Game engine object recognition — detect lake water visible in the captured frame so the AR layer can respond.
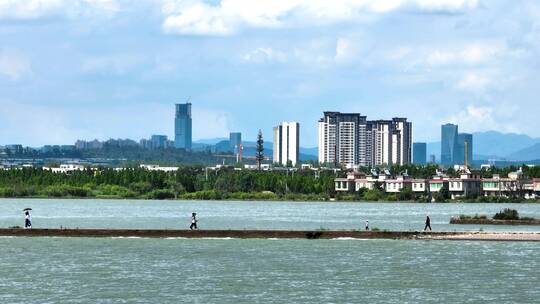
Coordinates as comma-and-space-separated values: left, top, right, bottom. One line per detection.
1, 199, 539, 232
0, 237, 538, 303
1, 200, 539, 303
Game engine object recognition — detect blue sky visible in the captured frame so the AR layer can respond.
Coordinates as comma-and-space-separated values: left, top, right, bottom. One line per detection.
0, 0, 539, 147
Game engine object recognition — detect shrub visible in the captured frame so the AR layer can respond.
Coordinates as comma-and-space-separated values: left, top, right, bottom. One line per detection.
493, 208, 520, 220
148, 189, 175, 200
363, 189, 384, 201
96, 184, 136, 198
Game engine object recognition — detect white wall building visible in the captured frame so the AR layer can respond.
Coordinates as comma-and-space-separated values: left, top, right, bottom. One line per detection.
319, 112, 412, 168
273, 122, 300, 166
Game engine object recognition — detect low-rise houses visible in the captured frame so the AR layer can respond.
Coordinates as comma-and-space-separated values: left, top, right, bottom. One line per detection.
335, 169, 538, 200
43, 164, 87, 174
534, 179, 540, 198
429, 178, 448, 194
411, 179, 427, 193
139, 164, 179, 172
385, 177, 412, 193
448, 173, 481, 199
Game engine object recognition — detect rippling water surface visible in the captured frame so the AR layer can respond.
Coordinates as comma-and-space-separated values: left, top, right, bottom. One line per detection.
1, 199, 539, 303
1, 199, 539, 231
0, 237, 538, 303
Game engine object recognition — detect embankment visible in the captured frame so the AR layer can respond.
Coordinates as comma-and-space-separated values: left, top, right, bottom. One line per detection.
1, 229, 539, 241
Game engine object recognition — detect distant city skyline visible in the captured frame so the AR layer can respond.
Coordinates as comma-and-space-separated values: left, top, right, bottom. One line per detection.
1, 1, 540, 146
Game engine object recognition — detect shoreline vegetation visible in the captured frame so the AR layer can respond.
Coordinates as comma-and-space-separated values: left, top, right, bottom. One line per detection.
0, 167, 538, 203
451, 208, 540, 225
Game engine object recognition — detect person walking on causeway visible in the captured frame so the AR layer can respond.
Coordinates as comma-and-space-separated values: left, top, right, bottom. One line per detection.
424, 215, 432, 231
24, 211, 32, 229
190, 213, 198, 230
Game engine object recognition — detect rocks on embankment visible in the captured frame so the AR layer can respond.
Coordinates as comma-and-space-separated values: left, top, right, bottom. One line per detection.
450, 217, 540, 225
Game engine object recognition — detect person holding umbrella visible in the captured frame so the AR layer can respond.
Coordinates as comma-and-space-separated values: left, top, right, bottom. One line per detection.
23, 208, 32, 229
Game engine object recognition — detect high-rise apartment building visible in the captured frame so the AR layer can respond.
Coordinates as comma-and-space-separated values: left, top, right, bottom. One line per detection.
369, 120, 392, 166
273, 122, 299, 166
318, 112, 368, 167
318, 112, 412, 168
392, 118, 413, 165
174, 103, 192, 150
413, 142, 427, 165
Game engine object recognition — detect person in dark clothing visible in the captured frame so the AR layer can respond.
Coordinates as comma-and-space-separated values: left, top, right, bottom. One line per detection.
189, 213, 198, 230
24, 211, 32, 229
424, 215, 432, 231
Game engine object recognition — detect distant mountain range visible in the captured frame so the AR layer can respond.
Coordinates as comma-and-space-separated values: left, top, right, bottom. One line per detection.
426, 131, 540, 162
194, 130, 540, 163
193, 138, 318, 161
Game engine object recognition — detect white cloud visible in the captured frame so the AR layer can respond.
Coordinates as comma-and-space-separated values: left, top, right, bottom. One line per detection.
455, 72, 490, 91
0, 0, 120, 20
192, 108, 231, 139
0, 50, 31, 81
162, 0, 479, 35
242, 47, 287, 63
335, 37, 356, 63
81, 54, 145, 75
414, 0, 478, 12
425, 42, 505, 66
445, 104, 520, 134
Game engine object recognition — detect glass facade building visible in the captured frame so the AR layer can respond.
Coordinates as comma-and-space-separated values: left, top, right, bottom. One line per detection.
412, 142, 427, 165
174, 103, 192, 150
229, 132, 242, 152
151, 135, 168, 149
456, 133, 473, 166
441, 123, 473, 166
441, 123, 458, 165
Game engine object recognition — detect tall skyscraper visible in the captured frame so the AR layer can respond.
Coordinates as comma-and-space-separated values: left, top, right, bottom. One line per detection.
441, 123, 458, 165
441, 123, 474, 166
174, 103, 192, 150
413, 142, 427, 165
229, 132, 242, 152
273, 122, 299, 166
318, 112, 412, 168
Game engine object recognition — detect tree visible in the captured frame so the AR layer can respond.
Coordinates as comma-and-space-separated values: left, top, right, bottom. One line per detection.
256, 129, 264, 170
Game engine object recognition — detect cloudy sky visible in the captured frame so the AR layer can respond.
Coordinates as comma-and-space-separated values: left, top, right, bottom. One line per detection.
0, 0, 539, 147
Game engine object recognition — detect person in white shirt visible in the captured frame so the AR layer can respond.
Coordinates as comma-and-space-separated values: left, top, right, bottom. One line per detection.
365, 220, 369, 231
24, 211, 32, 229
189, 213, 198, 230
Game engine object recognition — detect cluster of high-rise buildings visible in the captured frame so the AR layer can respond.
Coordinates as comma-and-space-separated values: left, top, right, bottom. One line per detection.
441, 123, 473, 166
73, 103, 474, 169
317, 112, 413, 168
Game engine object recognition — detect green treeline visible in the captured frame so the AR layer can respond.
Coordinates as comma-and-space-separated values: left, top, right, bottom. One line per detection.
0, 164, 539, 201
0, 167, 336, 200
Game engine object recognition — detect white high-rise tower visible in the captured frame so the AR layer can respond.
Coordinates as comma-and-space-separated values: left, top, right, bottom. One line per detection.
273, 122, 300, 166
